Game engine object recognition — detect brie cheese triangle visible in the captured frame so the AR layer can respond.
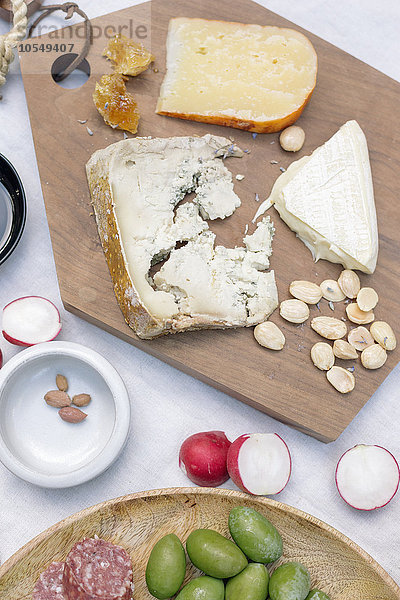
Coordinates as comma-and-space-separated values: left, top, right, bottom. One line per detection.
263, 120, 378, 274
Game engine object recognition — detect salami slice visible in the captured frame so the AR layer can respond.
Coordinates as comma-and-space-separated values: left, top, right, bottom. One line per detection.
63, 538, 133, 600
33, 561, 65, 600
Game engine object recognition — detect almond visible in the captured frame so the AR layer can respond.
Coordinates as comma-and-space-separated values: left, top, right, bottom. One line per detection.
357, 287, 379, 312
311, 342, 335, 370
338, 270, 360, 299
279, 125, 305, 152
320, 280, 346, 302
348, 326, 375, 351
361, 344, 387, 370
289, 280, 322, 304
44, 390, 71, 408
58, 407, 87, 423
280, 299, 310, 323
333, 339, 358, 360
254, 322, 285, 350
72, 393, 92, 407
370, 321, 397, 351
56, 374, 68, 392
311, 316, 347, 340
326, 366, 355, 393
346, 303, 374, 325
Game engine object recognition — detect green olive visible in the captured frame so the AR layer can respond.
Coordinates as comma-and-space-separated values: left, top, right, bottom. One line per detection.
145, 533, 186, 599
225, 563, 269, 600
269, 562, 311, 600
306, 591, 331, 600
175, 576, 225, 600
228, 506, 283, 563
186, 529, 247, 579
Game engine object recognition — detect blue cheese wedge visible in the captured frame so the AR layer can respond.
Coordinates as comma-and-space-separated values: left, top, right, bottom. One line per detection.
154, 219, 277, 327
256, 120, 378, 274
86, 135, 278, 338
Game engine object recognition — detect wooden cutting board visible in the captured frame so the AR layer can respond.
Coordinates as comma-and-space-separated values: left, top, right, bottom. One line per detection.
18, 0, 400, 442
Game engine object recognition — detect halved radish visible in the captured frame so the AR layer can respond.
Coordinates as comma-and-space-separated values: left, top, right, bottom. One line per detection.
179, 431, 231, 487
336, 444, 400, 510
0, 348, 3, 369
2, 297, 62, 346
227, 433, 291, 496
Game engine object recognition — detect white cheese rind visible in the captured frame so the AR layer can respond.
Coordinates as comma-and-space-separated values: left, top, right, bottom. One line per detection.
260, 120, 378, 274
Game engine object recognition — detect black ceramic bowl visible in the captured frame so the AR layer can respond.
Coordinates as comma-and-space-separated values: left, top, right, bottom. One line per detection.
0, 154, 26, 265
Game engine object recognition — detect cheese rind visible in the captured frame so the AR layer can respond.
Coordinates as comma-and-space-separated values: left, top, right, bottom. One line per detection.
157, 18, 318, 133
258, 120, 378, 274
86, 135, 278, 338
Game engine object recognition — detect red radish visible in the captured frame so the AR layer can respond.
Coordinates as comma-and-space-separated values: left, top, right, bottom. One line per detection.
0, 348, 2, 369
227, 433, 291, 496
2, 297, 62, 346
336, 444, 399, 511
179, 431, 231, 487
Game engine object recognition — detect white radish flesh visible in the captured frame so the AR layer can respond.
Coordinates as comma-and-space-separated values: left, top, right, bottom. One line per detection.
2, 297, 62, 346
227, 433, 291, 496
336, 444, 399, 510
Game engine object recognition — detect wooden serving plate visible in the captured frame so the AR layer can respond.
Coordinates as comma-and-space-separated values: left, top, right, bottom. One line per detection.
17, 0, 400, 442
1, 487, 400, 599
0, 487, 399, 600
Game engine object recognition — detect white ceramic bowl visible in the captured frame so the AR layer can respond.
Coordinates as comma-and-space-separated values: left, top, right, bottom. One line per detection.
0, 341, 130, 488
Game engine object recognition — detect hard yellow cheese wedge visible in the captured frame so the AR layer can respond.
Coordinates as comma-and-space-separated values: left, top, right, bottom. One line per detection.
157, 18, 318, 133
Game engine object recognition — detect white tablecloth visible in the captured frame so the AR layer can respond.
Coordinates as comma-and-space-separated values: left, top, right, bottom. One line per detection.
0, 0, 399, 585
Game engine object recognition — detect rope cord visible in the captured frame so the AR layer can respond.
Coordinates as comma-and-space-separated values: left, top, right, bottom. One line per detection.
0, 0, 28, 96
0, 1, 91, 98
28, 3, 92, 81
